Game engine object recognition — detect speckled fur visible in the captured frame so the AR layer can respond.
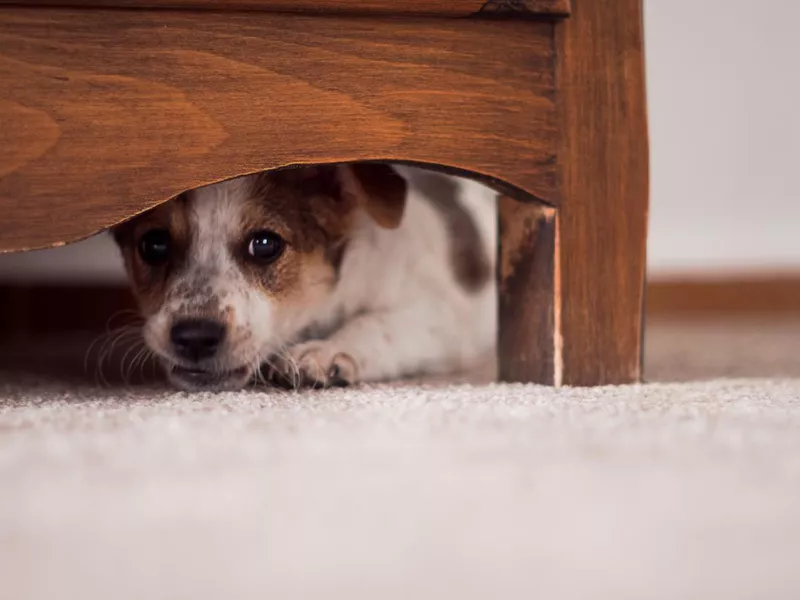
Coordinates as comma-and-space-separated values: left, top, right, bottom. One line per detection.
114, 165, 497, 391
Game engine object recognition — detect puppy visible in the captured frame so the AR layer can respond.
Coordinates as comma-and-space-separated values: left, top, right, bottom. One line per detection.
113, 163, 497, 391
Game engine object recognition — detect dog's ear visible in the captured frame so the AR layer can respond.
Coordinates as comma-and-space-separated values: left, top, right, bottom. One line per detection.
257, 163, 407, 230
338, 163, 407, 229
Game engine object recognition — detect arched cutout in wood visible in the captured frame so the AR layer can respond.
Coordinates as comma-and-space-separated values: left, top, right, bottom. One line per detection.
0, 7, 558, 253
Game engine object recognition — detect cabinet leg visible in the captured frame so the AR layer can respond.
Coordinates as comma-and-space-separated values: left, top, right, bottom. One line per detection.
496, 0, 650, 387
497, 190, 647, 387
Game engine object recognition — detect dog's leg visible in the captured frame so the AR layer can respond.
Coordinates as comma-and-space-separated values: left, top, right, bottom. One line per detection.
269, 305, 475, 388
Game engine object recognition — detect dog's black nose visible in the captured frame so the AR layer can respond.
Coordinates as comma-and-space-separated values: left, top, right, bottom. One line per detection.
170, 318, 226, 362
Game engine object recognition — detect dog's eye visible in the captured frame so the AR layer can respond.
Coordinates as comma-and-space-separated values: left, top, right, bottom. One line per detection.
247, 231, 285, 263
138, 229, 171, 266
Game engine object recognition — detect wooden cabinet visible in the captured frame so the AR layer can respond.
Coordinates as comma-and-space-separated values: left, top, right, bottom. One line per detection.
0, 0, 648, 386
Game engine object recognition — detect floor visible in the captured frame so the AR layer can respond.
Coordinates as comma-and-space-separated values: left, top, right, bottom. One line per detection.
1, 317, 800, 599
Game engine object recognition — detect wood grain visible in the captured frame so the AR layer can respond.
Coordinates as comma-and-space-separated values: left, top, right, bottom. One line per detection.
0, 8, 557, 252
497, 196, 559, 385
0, 0, 570, 17
553, 0, 649, 385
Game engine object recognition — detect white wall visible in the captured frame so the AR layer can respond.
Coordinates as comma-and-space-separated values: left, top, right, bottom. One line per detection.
1, 0, 798, 283
645, 0, 800, 275
0, 234, 126, 283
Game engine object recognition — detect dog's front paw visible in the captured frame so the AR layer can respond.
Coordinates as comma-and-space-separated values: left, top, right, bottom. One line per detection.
266, 341, 359, 389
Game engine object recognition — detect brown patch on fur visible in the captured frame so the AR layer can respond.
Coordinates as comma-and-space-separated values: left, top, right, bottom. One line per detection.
238, 164, 407, 304
245, 167, 351, 251
112, 194, 191, 316
239, 163, 407, 291
341, 163, 408, 229
414, 172, 491, 293
236, 167, 355, 301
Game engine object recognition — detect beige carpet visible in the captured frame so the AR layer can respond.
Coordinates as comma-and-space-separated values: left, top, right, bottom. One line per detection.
2, 318, 800, 599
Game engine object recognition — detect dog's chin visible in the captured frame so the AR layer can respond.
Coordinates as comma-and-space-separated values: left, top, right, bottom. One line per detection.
165, 363, 253, 392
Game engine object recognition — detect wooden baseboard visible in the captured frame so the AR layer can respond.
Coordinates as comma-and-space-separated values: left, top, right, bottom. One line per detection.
1, 277, 799, 338
0, 284, 136, 338
647, 276, 800, 317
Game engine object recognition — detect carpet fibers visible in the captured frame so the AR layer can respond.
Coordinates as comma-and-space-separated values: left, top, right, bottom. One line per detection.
2, 318, 800, 599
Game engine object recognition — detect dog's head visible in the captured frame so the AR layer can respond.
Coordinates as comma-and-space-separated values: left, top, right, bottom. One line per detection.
113, 163, 406, 391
